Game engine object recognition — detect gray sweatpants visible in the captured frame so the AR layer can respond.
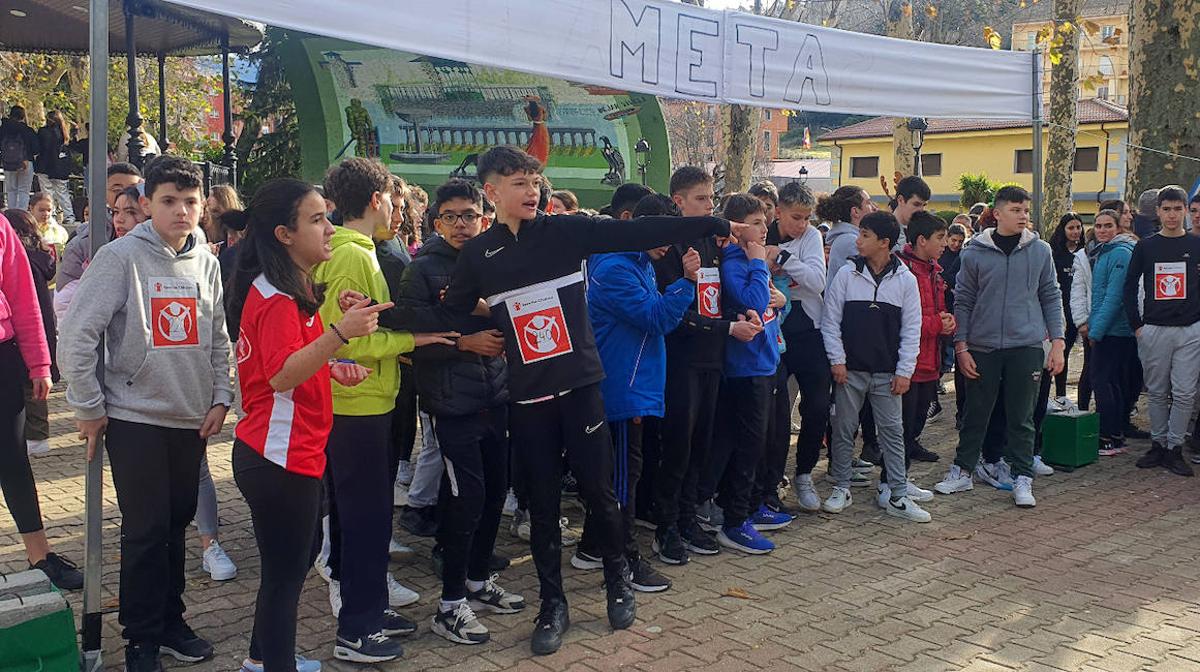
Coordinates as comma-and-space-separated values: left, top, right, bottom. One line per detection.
1137, 322, 1200, 448
831, 371, 907, 498
407, 411, 444, 508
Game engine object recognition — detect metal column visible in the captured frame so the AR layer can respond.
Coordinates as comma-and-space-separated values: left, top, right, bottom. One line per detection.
82, 0, 109, 668
1031, 48, 1044, 229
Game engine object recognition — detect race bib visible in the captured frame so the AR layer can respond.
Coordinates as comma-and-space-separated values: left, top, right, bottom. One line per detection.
1155, 262, 1186, 301
149, 277, 200, 348
507, 287, 574, 364
697, 267, 722, 318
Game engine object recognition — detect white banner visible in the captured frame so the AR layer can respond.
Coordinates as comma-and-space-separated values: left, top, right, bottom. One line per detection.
166, 0, 1036, 120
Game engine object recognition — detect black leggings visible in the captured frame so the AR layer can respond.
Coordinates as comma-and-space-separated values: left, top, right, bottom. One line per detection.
0, 340, 43, 534
234, 441, 322, 672
1055, 321, 1079, 398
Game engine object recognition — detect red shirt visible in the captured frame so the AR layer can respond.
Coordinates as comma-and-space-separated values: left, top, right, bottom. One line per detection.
234, 275, 331, 478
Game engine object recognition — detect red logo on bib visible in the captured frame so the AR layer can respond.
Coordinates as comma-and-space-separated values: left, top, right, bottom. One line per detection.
152, 298, 199, 347
697, 267, 722, 318
1155, 262, 1187, 301
514, 308, 572, 363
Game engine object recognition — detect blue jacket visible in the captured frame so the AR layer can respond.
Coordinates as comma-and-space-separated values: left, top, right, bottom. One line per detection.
1088, 233, 1136, 341
587, 252, 693, 422
721, 244, 780, 377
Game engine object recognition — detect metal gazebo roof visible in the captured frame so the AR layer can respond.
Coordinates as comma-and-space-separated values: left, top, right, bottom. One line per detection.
0, 0, 262, 55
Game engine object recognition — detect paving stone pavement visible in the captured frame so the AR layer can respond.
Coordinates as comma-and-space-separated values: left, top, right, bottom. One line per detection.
5, 369, 1200, 672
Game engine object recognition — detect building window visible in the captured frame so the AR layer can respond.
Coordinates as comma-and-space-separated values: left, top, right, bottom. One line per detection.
764, 109, 772, 121
1097, 85, 1110, 100
763, 131, 771, 152
1015, 149, 1033, 174
1099, 56, 1115, 77
920, 153, 943, 176
850, 156, 879, 178
1026, 33, 1037, 50
1101, 25, 1115, 39
1074, 146, 1100, 171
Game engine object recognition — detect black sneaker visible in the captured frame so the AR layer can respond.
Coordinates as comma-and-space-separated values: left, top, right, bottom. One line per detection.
936, 380, 947, 395
159, 622, 214, 663
31, 552, 83, 590
762, 492, 794, 516
489, 551, 510, 572
860, 442, 882, 465
400, 505, 438, 537
680, 520, 719, 555
910, 443, 940, 463
467, 575, 526, 614
1164, 447, 1195, 477
1124, 424, 1151, 440
431, 601, 490, 645
926, 400, 943, 421
381, 608, 418, 636
431, 544, 444, 579
334, 631, 403, 663
530, 600, 570, 656
652, 525, 690, 565
604, 567, 637, 630
1136, 443, 1167, 469
630, 556, 671, 593
124, 643, 164, 672
561, 472, 580, 498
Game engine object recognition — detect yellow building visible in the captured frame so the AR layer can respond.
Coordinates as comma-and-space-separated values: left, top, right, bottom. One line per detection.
818, 99, 1128, 218
1012, 0, 1129, 104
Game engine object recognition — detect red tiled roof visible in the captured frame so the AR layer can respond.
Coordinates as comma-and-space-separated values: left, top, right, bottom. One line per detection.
816, 98, 1127, 142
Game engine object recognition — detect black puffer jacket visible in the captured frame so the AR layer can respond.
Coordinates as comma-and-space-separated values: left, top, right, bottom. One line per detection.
395, 236, 507, 417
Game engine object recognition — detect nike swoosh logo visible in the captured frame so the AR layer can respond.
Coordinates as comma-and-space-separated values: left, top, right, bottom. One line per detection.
585, 422, 603, 434
342, 638, 362, 647
485, 247, 505, 258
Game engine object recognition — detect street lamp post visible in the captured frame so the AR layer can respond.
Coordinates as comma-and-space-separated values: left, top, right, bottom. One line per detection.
907, 117, 928, 177
798, 165, 809, 184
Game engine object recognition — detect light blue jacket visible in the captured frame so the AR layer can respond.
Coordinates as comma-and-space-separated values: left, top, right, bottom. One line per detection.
1088, 233, 1136, 341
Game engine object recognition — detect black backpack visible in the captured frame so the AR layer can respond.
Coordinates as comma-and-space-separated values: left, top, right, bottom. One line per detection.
1, 132, 28, 171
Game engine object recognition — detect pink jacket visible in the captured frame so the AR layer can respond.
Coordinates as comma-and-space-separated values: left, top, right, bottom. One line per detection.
0, 214, 51, 379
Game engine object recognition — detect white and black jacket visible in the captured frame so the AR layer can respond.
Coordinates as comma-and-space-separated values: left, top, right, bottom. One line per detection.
821, 255, 921, 379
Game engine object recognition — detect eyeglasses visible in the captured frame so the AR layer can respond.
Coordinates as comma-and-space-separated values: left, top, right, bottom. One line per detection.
439, 212, 481, 225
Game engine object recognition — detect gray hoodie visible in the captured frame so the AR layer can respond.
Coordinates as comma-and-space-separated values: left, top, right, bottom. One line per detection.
953, 227, 1064, 352
824, 221, 858, 291
58, 221, 232, 428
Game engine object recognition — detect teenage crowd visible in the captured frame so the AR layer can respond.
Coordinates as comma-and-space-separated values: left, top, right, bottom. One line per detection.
2, 138, 1199, 672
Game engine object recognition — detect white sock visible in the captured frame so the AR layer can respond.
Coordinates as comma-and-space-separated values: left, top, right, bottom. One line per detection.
440, 598, 466, 613
465, 578, 487, 592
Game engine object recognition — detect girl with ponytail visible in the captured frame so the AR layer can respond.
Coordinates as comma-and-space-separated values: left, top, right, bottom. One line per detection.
226, 178, 389, 672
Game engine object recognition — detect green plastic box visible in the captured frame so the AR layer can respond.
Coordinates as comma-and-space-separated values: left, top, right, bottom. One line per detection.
1041, 411, 1099, 468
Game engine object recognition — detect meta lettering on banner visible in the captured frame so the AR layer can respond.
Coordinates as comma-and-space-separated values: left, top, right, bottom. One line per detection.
149, 277, 200, 348
507, 288, 574, 364
697, 267, 722, 318
1155, 262, 1186, 301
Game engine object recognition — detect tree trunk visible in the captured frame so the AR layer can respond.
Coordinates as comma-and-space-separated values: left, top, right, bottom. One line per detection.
1127, 0, 1200, 193
1042, 0, 1081, 233
723, 104, 759, 194
886, 1, 916, 179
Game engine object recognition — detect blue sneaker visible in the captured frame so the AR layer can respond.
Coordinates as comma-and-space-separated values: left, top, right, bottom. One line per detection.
242, 655, 321, 672
716, 520, 775, 555
750, 504, 793, 531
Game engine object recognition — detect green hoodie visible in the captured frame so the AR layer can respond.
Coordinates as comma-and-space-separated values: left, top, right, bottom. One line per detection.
313, 226, 414, 416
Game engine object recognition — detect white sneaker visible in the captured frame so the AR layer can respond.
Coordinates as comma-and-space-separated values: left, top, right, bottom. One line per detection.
974, 461, 1014, 491
511, 510, 531, 542
559, 517, 580, 547
876, 482, 891, 509
329, 580, 343, 617
393, 480, 409, 508
825, 471, 872, 488
389, 537, 414, 561
26, 439, 49, 456
501, 489, 519, 517
934, 465, 973, 495
314, 553, 333, 583
885, 496, 932, 523
1046, 397, 1068, 413
994, 459, 1017, 487
201, 540, 237, 581
387, 573, 420, 607
1032, 455, 1055, 476
821, 486, 852, 513
1013, 475, 1036, 508
906, 479, 934, 502
851, 457, 875, 474
792, 473, 821, 512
